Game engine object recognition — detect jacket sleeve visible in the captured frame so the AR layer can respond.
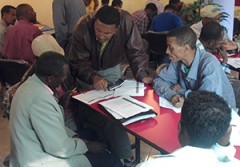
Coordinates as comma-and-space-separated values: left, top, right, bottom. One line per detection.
154, 63, 180, 100
30, 95, 88, 158
68, 20, 98, 84
121, 11, 150, 81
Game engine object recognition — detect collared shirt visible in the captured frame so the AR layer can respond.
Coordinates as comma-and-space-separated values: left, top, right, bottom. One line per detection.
150, 12, 182, 32
132, 9, 149, 34
3, 20, 42, 64
0, 19, 7, 53
154, 47, 236, 108
137, 145, 240, 167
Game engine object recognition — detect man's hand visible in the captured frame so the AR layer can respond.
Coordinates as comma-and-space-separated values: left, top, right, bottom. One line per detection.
93, 75, 108, 91
141, 76, 153, 85
86, 141, 107, 154
171, 84, 181, 91
217, 44, 228, 63
171, 94, 184, 108
58, 90, 72, 110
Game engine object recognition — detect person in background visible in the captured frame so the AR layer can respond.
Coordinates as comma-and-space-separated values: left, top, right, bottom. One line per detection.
198, 21, 240, 109
153, 27, 236, 108
52, 0, 86, 54
191, 5, 238, 63
132, 3, 158, 35
9, 51, 122, 167
150, 4, 182, 32
2, 4, 42, 65
101, 0, 109, 6
111, 0, 123, 9
137, 91, 240, 166
68, 6, 153, 166
168, 0, 191, 25
0, 5, 16, 55
146, 0, 164, 14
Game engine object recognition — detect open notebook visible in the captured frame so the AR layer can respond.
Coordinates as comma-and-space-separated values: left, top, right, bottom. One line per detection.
98, 96, 157, 126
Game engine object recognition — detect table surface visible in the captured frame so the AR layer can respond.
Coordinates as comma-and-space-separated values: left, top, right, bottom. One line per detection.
89, 85, 240, 158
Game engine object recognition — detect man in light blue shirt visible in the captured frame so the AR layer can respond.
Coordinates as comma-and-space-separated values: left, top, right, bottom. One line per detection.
154, 26, 236, 108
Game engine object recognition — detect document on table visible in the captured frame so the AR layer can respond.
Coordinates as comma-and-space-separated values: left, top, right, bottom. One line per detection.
72, 90, 114, 104
114, 80, 145, 96
159, 97, 181, 113
99, 96, 153, 118
227, 57, 240, 68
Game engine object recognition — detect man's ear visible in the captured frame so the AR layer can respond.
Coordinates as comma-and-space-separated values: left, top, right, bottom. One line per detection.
46, 76, 54, 84
178, 121, 190, 146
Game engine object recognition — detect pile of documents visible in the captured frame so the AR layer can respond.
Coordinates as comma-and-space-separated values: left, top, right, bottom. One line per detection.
72, 79, 156, 125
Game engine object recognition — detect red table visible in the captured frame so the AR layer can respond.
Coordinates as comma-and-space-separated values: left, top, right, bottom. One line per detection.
87, 85, 240, 161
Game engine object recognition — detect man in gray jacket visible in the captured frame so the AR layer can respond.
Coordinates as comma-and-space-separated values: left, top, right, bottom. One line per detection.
9, 51, 121, 167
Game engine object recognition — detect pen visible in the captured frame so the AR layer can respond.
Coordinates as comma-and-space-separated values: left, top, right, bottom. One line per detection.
123, 98, 146, 109
71, 87, 77, 93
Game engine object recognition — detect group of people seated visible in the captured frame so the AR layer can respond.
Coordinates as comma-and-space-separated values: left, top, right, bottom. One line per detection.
1, 0, 240, 167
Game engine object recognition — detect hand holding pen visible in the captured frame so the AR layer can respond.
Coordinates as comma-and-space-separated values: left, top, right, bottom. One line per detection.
171, 94, 184, 108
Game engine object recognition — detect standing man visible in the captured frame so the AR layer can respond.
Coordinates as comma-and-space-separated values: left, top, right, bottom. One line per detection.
52, 0, 86, 53
132, 3, 158, 35
9, 51, 122, 167
69, 6, 153, 90
2, 4, 42, 64
153, 27, 236, 108
0, 5, 16, 55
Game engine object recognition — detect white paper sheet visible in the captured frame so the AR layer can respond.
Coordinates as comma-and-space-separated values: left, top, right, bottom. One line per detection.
99, 96, 153, 118
114, 80, 145, 97
159, 97, 182, 113
72, 90, 114, 104
227, 57, 240, 68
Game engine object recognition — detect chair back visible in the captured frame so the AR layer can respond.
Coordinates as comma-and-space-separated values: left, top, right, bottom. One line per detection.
0, 59, 30, 86
143, 31, 169, 66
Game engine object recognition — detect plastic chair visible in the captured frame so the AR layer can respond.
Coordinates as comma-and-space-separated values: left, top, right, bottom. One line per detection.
143, 31, 170, 67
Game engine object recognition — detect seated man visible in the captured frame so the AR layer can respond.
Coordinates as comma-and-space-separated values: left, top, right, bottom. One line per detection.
0, 5, 16, 54
9, 51, 121, 167
3, 4, 42, 64
150, 4, 182, 32
153, 27, 236, 108
132, 3, 158, 35
137, 91, 240, 166
191, 4, 238, 63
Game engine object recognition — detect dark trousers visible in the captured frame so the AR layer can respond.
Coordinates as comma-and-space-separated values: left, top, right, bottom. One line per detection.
85, 152, 123, 167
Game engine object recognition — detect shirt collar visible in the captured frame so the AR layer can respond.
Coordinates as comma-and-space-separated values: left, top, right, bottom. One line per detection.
181, 47, 201, 80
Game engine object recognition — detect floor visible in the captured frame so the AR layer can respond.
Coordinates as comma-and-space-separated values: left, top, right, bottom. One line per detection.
0, 108, 159, 166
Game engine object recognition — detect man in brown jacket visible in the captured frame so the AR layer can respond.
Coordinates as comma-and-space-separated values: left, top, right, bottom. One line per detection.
68, 6, 152, 91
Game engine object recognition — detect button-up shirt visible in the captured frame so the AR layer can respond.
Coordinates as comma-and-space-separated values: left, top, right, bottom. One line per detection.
154, 47, 236, 108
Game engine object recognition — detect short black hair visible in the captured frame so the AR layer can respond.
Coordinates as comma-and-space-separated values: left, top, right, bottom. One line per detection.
167, 26, 197, 49
145, 3, 158, 12
199, 21, 224, 42
164, 4, 175, 11
1, 5, 16, 17
35, 51, 68, 77
169, 0, 180, 4
95, 6, 120, 26
181, 91, 231, 148
16, 4, 29, 20
111, 0, 123, 8
101, 0, 109, 5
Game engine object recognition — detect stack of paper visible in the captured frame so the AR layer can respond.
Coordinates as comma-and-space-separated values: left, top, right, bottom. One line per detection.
72, 90, 114, 104
99, 96, 157, 125
114, 80, 145, 96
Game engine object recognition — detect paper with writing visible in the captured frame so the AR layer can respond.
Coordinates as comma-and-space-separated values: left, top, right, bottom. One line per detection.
114, 80, 145, 96
159, 97, 181, 113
